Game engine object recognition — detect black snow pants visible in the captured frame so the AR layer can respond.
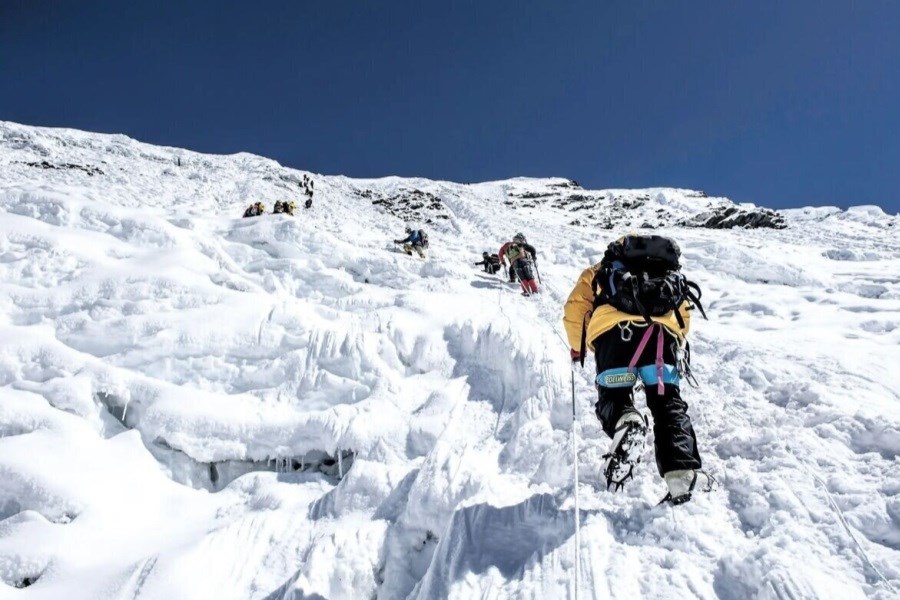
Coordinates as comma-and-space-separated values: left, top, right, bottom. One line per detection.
592, 325, 702, 476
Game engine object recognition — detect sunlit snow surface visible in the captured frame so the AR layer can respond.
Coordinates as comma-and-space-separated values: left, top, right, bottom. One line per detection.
0, 121, 898, 599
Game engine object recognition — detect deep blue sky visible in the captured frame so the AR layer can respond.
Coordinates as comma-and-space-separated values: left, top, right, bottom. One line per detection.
2, 1, 898, 212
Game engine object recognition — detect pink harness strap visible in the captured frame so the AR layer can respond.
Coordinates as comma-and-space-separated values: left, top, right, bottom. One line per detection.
655, 324, 664, 393
628, 323, 666, 393
628, 324, 656, 370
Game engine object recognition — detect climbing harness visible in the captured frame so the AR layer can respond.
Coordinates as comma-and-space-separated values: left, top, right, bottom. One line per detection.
595, 323, 680, 393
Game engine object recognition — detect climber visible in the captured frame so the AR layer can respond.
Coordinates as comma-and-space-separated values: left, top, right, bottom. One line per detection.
393, 226, 428, 259
273, 200, 298, 216
499, 233, 539, 294
242, 202, 265, 218
563, 234, 714, 504
498, 232, 538, 283
473, 251, 502, 274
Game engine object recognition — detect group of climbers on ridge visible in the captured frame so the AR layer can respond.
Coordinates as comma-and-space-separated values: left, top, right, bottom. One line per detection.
300, 174, 314, 209
240, 175, 315, 218
243, 201, 301, 217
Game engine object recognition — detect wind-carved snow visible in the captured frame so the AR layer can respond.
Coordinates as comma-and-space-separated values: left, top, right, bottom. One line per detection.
0, 120, 898, 599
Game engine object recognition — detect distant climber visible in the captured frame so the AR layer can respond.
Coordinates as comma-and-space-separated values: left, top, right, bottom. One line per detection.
499, 233, 539, 295
394, 226, 428, 258
474, 251, 502, 274
297, 175, 314, 208
273, 200, 298, 216
563, 234, 713, 504
513, 252, 539, 295
242, 202, 266, 218
294, 174, 314, 207
300, 175, 314, 195
499, 232, 538, 283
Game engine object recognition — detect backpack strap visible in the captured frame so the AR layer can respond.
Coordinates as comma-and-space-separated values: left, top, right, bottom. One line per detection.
681, 340, 700, 387
628, 283, 655, 326
607, 260, 625, 295
590, 264, 612, 309
684, 280, 708, 320
578, 316, 587, 368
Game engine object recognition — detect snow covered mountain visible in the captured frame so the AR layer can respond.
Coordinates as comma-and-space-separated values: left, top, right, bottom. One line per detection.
0, 120, 898, 599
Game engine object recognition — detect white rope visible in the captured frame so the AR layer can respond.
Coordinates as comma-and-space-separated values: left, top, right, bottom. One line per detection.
803, 465, 897, 594
571, 363, 581, 600
504, 272, 583, 597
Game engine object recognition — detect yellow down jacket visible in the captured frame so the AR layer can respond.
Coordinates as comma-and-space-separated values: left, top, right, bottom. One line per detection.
563, 264, 692, 354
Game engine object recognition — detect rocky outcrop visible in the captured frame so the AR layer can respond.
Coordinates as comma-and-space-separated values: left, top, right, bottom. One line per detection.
363, 187, 451, 224
20, 160, 104, 176
680, 205, 787, 229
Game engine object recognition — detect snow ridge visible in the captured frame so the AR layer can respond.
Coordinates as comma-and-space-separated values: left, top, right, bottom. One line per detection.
0, 121, 898, 599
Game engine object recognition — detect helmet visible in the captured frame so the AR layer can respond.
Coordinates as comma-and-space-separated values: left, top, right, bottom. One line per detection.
482, 251, 489, 257
513, 232, 525, 242
405, 226, 412, 233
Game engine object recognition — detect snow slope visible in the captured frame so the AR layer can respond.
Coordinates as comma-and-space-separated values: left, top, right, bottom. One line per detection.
0, 121, 898, 599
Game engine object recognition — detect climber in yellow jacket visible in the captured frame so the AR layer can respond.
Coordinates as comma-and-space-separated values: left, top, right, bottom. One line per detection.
563, 234, 714, 504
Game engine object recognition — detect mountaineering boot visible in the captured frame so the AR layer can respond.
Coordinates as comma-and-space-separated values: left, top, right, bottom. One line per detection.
660, 469, 718, 505
602, 411, 648, 491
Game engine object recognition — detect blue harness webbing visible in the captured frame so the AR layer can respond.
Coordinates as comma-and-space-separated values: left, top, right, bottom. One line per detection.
595, 323, 681, 391
595, 364, 681, 388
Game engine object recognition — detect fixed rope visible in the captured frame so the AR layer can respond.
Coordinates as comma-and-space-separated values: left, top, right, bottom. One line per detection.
571, 363, 581, 600
520, 274, 583, 597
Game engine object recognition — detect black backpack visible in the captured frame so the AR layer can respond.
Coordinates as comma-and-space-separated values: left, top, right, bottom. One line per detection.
592, 235, 706, 328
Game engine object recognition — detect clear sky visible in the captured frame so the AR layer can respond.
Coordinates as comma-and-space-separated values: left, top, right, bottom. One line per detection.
2, 1, 898, 213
